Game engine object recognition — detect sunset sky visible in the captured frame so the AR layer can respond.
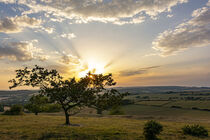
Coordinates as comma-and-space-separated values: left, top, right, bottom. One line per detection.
0, 0, 210, 89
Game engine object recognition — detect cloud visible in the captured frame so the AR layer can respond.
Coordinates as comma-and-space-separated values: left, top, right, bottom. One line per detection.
167, 14, 173, 18
37, 55, 49, 61
207, 0, 210, 6
152, 5, 210, 56
41, 27, 54, 34
0, 40, 48, 61
59, 54, 81, 65
119, 66, 160, 77
113, 16, 145, 25
61, 33, 76, 39
0, 0, 188, 24
0, 18, 20, 33
0, 15, 42, 33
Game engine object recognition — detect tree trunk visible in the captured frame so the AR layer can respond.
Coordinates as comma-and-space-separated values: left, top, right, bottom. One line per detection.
64, 110, 70, 125
35, 112, 38, 115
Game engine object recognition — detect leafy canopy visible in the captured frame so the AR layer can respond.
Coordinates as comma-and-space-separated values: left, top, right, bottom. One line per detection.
9, 65, 126, 124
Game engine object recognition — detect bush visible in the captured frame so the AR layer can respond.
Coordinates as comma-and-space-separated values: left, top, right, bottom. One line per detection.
143, 120, 163, 140
109, 106, 124, 115
182, 124, 208, 137
3, 105, 24, 115
0, 104, 4, 112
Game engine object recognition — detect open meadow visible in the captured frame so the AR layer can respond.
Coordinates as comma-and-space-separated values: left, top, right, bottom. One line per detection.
1, 87, 210, 139
0, 113, 210, 140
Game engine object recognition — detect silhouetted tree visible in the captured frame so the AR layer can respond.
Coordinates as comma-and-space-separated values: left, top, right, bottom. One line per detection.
9, 65, 125, 125
25, 94, 48, 115
83, 73, 127, 114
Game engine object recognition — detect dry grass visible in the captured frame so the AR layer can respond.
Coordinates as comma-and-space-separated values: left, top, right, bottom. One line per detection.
0, 113, 210, 140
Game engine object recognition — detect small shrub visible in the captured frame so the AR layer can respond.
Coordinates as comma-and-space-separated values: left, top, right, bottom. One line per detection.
0, 104, 4, 112
182, 124, 208, 137
3, 105, 24, 115
109, 106, 124, 115
143, 120, 163, 140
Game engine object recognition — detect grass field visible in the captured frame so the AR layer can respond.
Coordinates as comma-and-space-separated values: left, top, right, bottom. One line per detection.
0, 113, 210, 140
122, 104, 210, 122
1, 89, 210, 139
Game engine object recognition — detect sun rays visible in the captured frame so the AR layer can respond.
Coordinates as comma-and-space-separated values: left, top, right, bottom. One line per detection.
78, 59, 105, 78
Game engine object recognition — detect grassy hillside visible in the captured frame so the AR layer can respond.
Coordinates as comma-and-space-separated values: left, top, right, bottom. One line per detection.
0, 114, 210, 140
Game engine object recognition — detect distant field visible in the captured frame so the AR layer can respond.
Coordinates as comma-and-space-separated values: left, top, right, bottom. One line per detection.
135, 100, 210, 110
0, 90, 38, 105
0, 114, 210, 140
120, 91, 210, 123
122, 104, 210, 122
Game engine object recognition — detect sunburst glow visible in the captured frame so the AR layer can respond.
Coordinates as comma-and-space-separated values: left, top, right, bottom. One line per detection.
78, 60, 105, 77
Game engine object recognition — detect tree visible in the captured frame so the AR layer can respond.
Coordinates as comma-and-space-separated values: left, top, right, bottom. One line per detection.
9, 65, 126, 125
25, 94, 48, 115
82, 73, 128, 114
43, 103, 61, 113
91, 88, 127, 114
0, 104, 4, 112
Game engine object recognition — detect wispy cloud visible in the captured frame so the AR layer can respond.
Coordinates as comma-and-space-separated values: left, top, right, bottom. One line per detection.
119, 66, 160, 77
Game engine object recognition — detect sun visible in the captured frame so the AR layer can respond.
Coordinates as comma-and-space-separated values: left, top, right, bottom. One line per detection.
78, 60, 105, 77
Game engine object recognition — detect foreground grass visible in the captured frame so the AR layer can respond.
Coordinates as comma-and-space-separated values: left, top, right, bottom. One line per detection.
0, 114, 210, 140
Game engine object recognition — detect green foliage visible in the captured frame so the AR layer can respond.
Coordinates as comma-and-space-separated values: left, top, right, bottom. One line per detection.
182, 124, 208, 137
24, 94, 48, 115
4, 104, 23, 115
109, 106, 124, 115
9, 65, 126, 125
0, 104, 4, 112
43, 104, 61, 113
143, 120, 163, 140
93, 89, 128, 114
